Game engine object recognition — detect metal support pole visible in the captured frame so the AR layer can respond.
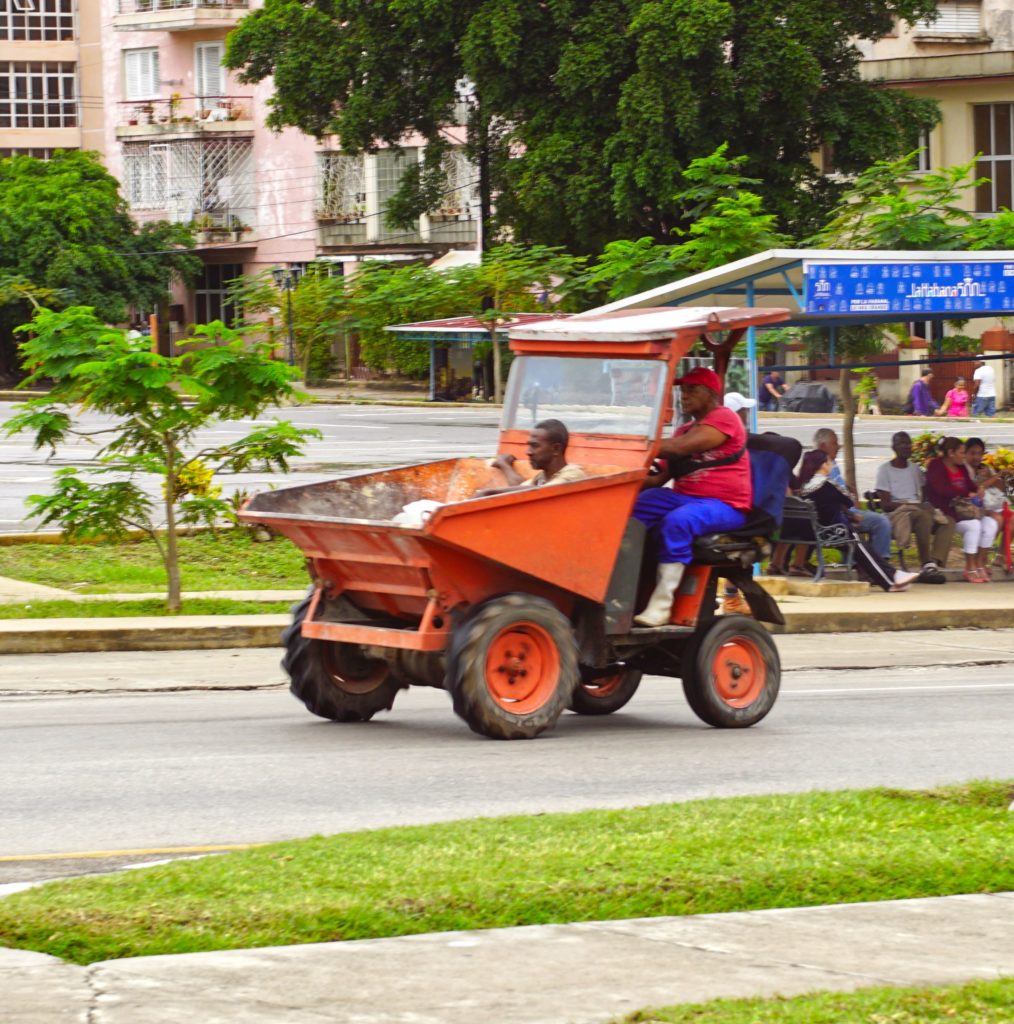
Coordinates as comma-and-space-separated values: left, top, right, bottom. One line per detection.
285, 284, 295, 367
746, 281, 758, 433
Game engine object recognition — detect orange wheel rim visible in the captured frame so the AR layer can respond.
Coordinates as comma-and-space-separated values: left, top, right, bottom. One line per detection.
711, 637, 765, 708
580, 673, 623, 698
485, 622, 560, 713
323, 646, 388, 695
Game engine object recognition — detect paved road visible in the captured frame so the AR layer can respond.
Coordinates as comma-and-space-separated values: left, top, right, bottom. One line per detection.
1, 402, 1009, 532
2, 630, 1011, 883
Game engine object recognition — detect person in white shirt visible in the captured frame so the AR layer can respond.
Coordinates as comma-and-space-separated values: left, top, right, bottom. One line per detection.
972, 359, 997, 417
874, 431, 954, 583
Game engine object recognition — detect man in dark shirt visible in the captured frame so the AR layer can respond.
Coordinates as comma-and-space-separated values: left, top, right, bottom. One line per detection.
759, 370, 785, 411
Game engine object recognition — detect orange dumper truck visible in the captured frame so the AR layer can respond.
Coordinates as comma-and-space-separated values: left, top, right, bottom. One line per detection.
240, 306, 792, 739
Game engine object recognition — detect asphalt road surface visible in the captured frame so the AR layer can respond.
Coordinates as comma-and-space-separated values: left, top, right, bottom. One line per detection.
2, 630, 1011, 885
1, 402, 1008, 532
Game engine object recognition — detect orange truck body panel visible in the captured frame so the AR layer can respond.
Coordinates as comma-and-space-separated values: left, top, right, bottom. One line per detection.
239, 306, 791, 650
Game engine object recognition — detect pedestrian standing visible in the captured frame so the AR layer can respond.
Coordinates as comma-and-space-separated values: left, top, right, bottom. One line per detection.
972, 359, 997, 417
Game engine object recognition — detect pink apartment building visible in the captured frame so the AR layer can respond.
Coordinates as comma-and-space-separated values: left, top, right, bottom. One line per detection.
103, 0, 479, 335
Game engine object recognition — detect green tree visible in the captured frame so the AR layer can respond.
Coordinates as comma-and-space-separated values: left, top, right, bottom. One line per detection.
587, 146, 793, 302
452, 244, 585, 401
226, 0, 940, 252
4, 307, 320, 611
228, 267, 350, 383
806, 150, 984, 490
0, 151, 199, 377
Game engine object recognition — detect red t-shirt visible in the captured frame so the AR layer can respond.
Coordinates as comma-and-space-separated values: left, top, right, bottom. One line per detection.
672, 407, 752, 510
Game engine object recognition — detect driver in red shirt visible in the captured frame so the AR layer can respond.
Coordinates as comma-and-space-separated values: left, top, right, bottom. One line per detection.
632, 367, 751, 626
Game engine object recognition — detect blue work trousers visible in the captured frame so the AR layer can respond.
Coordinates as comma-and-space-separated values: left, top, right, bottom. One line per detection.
633, 490, 746, 564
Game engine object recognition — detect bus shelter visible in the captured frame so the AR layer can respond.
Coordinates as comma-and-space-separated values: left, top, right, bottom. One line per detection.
385, 313, 570, 401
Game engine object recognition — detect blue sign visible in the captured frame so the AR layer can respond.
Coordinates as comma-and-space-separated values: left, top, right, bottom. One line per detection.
804, 260, 1014, 315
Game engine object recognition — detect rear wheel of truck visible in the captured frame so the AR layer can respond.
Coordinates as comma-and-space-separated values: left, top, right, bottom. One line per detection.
282, 595, 405, 722
681, 615, 779, 728
449, 594, 578, 740
569, 668, 642, 715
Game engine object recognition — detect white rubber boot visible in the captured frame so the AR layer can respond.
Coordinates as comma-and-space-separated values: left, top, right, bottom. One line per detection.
634, 562, 686, 627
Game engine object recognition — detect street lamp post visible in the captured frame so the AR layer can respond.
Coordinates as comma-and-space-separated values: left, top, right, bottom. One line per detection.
271, 266, 302, 367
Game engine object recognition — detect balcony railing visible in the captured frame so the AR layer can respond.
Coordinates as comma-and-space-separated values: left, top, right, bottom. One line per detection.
117, 0, 248, 13
118, 96, 253, 134
113, 0, 248, 30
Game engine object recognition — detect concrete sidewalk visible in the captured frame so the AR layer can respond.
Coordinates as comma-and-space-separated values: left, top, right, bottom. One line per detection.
3, 893, 1011, 1023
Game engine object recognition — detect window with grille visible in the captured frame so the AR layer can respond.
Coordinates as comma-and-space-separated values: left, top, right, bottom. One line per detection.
316, 152, 366, 218
0, 0, 74, 41
123, 48, 159, 101
974, 104, 1014, 214
122, 137, 254, 227
122, 143, 167, 209
195, 262, 242, 328
915, 1, 980, 34
0, 61, 76, 128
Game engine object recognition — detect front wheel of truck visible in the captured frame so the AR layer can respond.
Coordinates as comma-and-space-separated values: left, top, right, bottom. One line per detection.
681, 615, 780, 728
448, 594, 578, 740
282, 595, 406, 722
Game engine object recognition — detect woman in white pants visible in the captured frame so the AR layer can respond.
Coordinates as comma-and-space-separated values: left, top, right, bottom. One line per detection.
925, 437, 995, 583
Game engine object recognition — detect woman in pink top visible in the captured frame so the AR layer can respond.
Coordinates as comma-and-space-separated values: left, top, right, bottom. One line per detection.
924, 436, 998, 582
934, 377, 970, 418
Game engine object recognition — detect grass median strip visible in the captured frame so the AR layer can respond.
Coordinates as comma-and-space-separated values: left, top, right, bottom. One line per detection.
0, 781, 1010, 966
0, 534, 308, 594
616, 978, 1014, 1024
0, 598, 293, 618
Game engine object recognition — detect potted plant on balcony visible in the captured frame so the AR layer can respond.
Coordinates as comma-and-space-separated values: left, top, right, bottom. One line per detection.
192, 213, 214, 244
229, 220, 252, 242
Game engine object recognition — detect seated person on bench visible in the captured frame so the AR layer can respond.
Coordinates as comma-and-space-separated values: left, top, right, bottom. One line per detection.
477, 418, 585, 496
632, 367, 751, 626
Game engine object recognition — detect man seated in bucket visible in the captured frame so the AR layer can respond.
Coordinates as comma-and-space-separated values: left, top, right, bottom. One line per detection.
476, 418, 585, 496
633, 367, 751, 626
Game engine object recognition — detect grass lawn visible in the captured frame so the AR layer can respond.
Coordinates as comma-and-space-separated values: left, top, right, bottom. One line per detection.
0, 781, 1010, 966
0, 533, 308, 594
618, 978, 1014, 1023
0, 597, 293, 618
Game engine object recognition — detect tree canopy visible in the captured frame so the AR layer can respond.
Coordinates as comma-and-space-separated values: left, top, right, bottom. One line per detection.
226, 0, 941, 252
0, 150, 199, 376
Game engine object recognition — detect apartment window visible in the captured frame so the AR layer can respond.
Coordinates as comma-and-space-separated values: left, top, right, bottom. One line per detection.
195, 263, 242, 327
0, 61, 76, 128
974, 103, 1013, 213
194, 42, 224, 106
912, 128, 931, 172
123, 48, 160, 101
915, 1, 980, 34
122, 143, 167, 209
0, 146, 74, 158
316, 152, 366, 218
0, 0, 74, 41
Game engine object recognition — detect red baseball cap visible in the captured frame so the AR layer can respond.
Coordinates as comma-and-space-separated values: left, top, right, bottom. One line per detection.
674, 366, 721, 396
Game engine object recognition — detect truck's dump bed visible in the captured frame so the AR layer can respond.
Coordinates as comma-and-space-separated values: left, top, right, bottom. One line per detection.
241, 458, 643, 612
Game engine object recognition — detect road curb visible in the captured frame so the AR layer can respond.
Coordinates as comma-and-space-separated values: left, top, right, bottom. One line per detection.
775, 606, 1014, 634
1, 605, 1010, 654
0, 617, 289, 654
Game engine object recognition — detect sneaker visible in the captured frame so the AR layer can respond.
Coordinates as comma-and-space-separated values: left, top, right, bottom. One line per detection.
720, 594, 753, 616
890, 569, 919, 592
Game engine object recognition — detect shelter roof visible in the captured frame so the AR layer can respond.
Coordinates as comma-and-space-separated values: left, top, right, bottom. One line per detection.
584, 248, 1014, 328
386, 312, 569, 337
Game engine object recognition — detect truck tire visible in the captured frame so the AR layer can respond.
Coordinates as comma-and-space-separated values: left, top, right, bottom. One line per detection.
448, 594, 578, 740
282, 594, 405, 722
681, 615, 779, 728
569, 669, 642, 715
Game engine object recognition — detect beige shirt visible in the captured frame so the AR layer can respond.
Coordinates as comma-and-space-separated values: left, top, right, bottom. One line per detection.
522, 463, 586, 487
